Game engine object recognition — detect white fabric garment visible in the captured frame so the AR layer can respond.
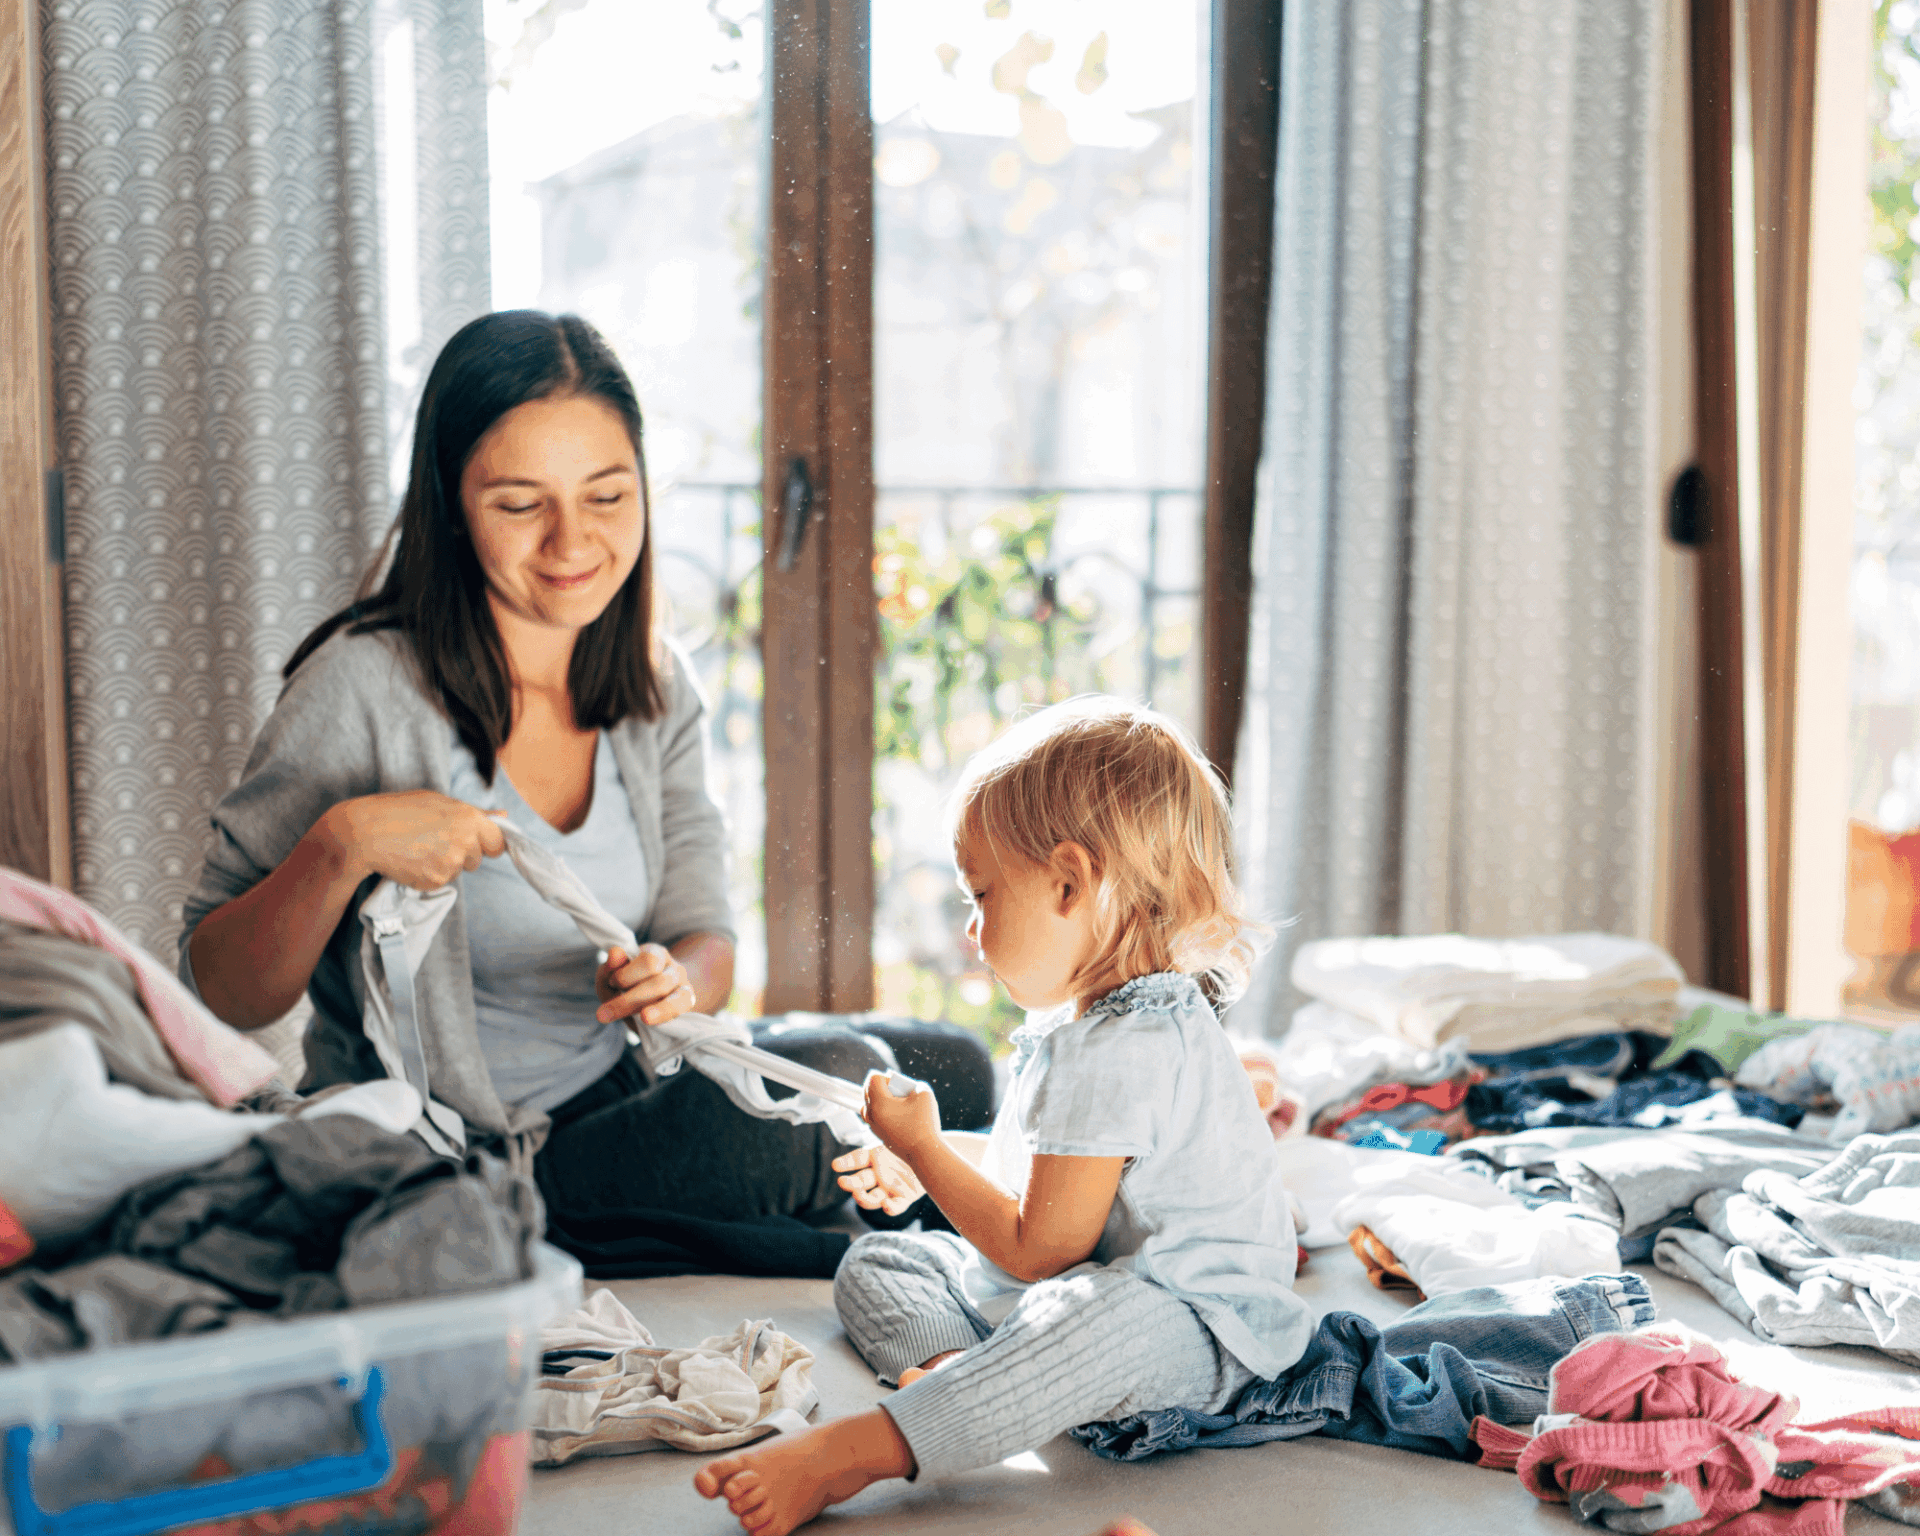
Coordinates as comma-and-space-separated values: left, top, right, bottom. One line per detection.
1290, 933, 1683, 1052
0, 1024, 282, 1243
356, 877, 468, 1155
1264, 1000, 1473, 1120
1272, 1135, 1515, 1250
293, 1079, 425, 1137
1335, 1198, 1623, 1298
532, 1288, 817, 1463
1330, 1169, 1621, 1297
356, 824, 874, 1151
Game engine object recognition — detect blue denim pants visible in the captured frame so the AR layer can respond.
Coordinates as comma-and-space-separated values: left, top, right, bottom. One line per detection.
1072, 1271, 1653, 1462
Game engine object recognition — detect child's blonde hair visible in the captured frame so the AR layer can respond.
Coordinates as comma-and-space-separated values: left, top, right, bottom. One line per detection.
951, 696, 1265, 1006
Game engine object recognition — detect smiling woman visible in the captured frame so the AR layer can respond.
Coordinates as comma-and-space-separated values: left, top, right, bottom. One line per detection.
174, 310, 903, 1239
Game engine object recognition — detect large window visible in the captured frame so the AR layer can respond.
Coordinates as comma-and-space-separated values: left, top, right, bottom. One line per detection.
481, 0, 770, 1005
465, 1, 1208, 1037
868, 1, 1206, 1046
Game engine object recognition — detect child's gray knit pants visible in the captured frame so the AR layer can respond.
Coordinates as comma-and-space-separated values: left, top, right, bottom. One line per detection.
834, 1230, 1256, 1481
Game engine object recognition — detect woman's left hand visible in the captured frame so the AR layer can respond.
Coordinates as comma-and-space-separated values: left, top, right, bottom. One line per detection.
595, 943, 696, 1027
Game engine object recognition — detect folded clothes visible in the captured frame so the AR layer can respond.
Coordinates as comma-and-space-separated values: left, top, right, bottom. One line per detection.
0, 919, 215, 1102
1274, 1136, 1515, 1250
1312, 1066, 1480, 1144
0, 1115, 541, 1361
1331, 1186, 1620, 1299
1736, 1022, 1920, 1140
1266, 1002, 1475, 1120
1471, 1325, 1920, 1532
1074, 1272, 1654, 1462
1451, 1124, 1841, 1241
1653, 1130, 1920, 1366
534, 1288, 817, 1463
1291, 933, 1683, 1053
1466, 1068, 1805, 1137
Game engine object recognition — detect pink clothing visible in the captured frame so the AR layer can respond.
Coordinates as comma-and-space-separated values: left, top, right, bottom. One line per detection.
0, 867, 278, 1108
1472, 1327, 1920, 1534
0, 1196, 30, 1271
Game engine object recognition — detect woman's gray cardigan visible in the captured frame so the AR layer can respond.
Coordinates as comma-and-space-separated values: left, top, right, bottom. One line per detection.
176, 628, 734, 1149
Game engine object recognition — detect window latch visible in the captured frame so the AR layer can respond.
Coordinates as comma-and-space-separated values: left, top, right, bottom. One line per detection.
776, 455, 814, 572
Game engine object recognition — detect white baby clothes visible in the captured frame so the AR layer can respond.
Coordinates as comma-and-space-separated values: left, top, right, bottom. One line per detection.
532, 1288, 819, 1464
1329, 1188, 1622, 1297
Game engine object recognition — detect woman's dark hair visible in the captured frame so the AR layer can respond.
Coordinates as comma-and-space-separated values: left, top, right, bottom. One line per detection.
285, 310, 664, 780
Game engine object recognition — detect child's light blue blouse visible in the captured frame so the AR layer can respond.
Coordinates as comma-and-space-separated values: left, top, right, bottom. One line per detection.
961, 971, 1312, 1380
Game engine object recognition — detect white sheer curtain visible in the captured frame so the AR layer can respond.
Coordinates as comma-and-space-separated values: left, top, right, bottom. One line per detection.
44, 0, 488, 952
1232, 0, 1664, 1034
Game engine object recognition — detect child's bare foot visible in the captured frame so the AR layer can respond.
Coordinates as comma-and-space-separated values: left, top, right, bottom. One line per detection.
896, 1349, 965, 1387
693, 1410, 914, 1535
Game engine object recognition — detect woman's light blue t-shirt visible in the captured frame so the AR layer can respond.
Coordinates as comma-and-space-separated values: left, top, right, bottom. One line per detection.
447, 731, 647, 1113
960, 971, 1312, 1381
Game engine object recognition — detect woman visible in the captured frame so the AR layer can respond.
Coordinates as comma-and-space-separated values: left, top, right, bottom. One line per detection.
180, 310, 985, 1236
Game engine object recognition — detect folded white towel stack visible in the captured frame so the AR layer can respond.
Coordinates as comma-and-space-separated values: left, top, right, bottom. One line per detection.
1291, 932, 1683, 1053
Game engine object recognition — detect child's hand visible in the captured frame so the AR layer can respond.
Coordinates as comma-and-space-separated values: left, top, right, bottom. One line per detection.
833, 1145, 925, 1215
862, 1071, 941, 1158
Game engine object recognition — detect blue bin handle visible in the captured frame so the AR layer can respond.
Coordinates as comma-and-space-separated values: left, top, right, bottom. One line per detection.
3, 1366, 392, 1536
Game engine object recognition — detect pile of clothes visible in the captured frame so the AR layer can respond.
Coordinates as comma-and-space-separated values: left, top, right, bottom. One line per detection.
1253, 932, 1920, 1369
1250, 932, 1920, 1150
0, 868, 542, 1360
1473, 1325, 1920, 1531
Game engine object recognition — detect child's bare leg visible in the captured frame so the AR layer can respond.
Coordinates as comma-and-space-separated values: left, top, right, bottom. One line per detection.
897, 1348, 965, 1387
693, 1409, 915, 1536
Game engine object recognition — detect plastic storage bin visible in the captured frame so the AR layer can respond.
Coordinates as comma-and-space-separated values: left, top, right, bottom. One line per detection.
0, 1243, 580, 1536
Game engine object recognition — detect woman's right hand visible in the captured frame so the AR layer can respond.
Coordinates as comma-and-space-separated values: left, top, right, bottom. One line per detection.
316, 790, 507, 890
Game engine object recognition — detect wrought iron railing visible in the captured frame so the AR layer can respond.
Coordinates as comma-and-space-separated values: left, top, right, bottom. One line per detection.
651, 480, 1202, 1045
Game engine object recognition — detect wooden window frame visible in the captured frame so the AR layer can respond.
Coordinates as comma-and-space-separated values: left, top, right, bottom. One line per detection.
1200, 0, 1283, 785
762, 0, 877, 1012
1692, 0, 1864, 1011
0, 0, 70, 888
760, 0, 1269, 1009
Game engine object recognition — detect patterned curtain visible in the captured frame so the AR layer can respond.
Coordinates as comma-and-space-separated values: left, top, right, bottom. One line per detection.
44, 0, 487, 952
1232, 0, 1662, 1034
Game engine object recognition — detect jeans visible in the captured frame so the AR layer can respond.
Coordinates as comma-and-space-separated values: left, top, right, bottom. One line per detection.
1071, 1271, 1654, 1462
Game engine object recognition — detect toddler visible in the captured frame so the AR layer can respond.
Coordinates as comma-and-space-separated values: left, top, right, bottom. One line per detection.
694, 698, 1308, 1534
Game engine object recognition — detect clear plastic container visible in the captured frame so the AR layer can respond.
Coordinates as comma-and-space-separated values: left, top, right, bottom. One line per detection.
0, 1244, 581, 1536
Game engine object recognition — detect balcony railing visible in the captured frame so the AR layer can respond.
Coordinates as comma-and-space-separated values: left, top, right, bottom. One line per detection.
652, 480, 1202, 1044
